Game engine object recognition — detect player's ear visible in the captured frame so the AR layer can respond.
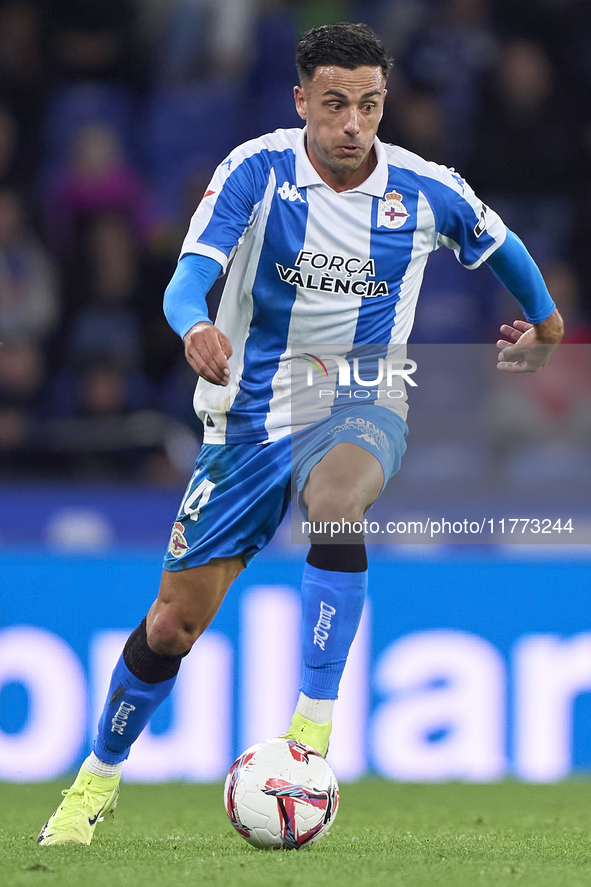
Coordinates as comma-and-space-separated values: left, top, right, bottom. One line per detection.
294, 85, 307, 121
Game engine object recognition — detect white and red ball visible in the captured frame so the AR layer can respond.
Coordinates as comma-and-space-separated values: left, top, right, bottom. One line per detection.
223, 738, 339, 850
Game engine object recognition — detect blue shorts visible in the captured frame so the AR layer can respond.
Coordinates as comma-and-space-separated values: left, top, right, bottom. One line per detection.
163, 405, 407, 571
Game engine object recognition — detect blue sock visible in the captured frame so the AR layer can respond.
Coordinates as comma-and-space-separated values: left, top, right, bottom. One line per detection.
299, 562, 367, 700
93, 656, 177, 764
93, 617, 185, 764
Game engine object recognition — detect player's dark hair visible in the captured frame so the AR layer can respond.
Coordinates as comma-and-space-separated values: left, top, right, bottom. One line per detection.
296, 22, 392, 82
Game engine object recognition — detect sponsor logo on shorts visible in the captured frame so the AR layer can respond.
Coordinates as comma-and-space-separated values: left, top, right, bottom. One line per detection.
356, 431, 380, 449
329, 416, 390, 454
168, 520, 189, 558
313, 601, 336, 650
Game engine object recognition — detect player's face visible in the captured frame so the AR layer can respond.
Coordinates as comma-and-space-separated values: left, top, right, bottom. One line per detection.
294, 65, 386, 190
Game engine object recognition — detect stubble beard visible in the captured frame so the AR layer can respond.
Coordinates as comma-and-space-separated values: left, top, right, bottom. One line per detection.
326, 144, 370, 176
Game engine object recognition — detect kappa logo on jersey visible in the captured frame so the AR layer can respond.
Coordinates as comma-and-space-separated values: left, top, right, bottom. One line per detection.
377, 190, 409, 229
277, 181, 305, 203
168, 521, 189, 558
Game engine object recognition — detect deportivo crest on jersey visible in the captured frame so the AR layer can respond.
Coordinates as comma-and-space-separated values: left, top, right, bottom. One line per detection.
377, 190, 409, 229
168, 521, 189, 557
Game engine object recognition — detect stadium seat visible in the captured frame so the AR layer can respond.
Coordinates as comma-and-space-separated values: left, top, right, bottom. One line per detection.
44, 83, 135, 164
143, 83, 240, 221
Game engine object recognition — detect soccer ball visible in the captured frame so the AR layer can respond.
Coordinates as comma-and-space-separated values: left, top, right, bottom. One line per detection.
223, 738, 339, 850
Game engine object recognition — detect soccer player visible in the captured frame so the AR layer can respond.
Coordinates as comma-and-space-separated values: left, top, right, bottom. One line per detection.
38, 22, 563, 845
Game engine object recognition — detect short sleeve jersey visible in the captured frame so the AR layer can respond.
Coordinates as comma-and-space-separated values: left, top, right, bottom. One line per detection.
181, 128, 506, 444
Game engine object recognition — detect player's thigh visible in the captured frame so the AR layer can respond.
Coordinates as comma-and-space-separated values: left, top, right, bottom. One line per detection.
303, 442, 384, 520
293, 405, 408, 520
147, 555, 245, 653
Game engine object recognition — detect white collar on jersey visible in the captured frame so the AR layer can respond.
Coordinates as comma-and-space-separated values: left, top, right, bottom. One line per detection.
295, 127, 388, 197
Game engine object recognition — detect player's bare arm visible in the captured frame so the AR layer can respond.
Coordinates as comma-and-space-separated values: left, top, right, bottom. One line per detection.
496, 307, 564, 373
183, 320, 232, 386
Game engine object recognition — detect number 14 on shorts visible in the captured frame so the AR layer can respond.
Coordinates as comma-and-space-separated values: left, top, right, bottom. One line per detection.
179, 477, 216, 521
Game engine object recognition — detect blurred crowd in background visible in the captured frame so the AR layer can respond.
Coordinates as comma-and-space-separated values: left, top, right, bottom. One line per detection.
1, 0, 591, 485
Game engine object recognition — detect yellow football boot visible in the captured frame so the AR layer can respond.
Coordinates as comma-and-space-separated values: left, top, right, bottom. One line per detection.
38, 762, 120, 846
280, 711, 332, 757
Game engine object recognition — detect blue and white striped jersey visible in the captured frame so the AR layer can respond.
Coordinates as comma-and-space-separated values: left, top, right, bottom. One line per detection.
181, 128, 506, 443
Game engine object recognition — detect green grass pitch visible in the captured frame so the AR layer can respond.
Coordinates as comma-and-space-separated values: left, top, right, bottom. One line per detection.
3, 780, 591, 887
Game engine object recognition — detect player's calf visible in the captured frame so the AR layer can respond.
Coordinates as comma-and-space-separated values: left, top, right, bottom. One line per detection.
38, 615, 188, 845
283, 539, 368, 756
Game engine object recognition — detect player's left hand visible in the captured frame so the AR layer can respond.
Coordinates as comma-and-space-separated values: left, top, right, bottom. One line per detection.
496, 320, 548, 373
496, 310, 564, 373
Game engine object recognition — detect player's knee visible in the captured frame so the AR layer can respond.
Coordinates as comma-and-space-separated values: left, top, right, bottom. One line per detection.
306, 483, 364, 523
146, 609, 202, 655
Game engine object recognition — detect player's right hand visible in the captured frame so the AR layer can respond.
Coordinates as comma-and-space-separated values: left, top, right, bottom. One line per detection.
183, 321, 232, 386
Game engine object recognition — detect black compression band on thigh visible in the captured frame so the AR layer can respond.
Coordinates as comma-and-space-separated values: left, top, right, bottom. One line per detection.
306, 536, 367, 573
123, 617, 186, 684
